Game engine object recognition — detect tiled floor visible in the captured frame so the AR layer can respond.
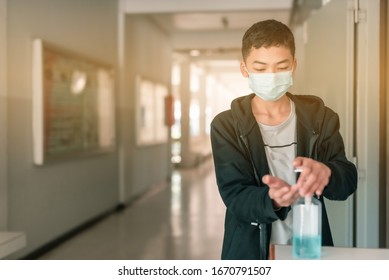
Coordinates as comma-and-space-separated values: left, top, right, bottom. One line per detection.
38, 158, 226, 260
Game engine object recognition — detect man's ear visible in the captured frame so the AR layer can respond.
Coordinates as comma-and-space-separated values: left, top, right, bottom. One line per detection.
292, 59, 297, 73
240, 61, 249, 78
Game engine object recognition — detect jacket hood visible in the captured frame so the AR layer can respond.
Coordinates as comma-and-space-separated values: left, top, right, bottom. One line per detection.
230, 93, 257, 136
230, 92, 326, 136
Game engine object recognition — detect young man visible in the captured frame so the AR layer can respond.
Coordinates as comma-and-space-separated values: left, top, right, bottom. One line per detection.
210, 19, 357, 260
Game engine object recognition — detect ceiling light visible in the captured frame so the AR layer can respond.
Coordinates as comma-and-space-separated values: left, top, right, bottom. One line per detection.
190, 50, 201, 57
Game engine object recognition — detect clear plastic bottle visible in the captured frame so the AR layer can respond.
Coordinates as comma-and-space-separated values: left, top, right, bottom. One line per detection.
292, 196, 322, 259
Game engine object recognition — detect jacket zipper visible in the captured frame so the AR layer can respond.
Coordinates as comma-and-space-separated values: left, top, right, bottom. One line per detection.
239, 134, 261, 185
239, 133, 268, 260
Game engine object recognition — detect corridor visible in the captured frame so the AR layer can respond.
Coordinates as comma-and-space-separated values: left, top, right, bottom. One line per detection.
37, 159, 225, 260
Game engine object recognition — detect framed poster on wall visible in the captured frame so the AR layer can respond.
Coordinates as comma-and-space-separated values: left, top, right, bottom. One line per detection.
135, 75, 169, 146
32, 39, 116, 165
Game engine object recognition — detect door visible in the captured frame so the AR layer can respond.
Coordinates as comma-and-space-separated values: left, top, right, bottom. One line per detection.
355, 0, 381, 248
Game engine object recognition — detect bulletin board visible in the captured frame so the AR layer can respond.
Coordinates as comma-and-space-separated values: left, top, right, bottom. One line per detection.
135, 75, 169, 146
32, 39, 116, 165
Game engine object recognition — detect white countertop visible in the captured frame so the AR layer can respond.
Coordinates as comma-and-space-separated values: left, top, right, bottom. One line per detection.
274, 245, 389, 260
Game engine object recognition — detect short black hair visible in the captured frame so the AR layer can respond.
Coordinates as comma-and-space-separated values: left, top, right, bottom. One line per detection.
241, 19, 295, 61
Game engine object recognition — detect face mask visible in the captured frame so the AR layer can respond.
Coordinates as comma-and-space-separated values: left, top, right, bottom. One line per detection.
247, 70, 293, 101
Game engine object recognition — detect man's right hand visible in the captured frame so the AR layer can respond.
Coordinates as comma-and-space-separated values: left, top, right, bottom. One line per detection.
262, 174, 300, 208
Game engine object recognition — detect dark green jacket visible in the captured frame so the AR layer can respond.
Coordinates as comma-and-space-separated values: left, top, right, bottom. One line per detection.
210, 93, 357, 260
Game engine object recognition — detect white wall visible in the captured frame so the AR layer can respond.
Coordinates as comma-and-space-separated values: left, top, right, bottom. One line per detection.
6, 0, 119, 258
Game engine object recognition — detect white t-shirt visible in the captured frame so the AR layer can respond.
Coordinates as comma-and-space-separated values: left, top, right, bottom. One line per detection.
257, 98, 297, 245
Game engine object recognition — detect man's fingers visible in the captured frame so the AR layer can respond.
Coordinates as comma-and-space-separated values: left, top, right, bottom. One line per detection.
262, 175, 288, 189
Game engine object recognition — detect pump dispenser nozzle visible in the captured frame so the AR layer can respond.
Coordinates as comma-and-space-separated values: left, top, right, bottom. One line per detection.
305, 195, 312, 206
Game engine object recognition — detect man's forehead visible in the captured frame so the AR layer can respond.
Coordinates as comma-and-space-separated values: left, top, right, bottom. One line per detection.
247, 47, 293, 63
252, 58, 291, 65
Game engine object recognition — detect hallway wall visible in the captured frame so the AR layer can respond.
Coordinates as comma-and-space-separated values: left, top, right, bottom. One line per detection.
6, 0, 119, 258
0, 0, 7, 231
120, 14, 172, 201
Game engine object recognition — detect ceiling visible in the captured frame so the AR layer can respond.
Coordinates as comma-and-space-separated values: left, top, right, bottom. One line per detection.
150, 9, 292, 54
123, 0, 324, 56
122, 0, 298, 96
123, 0, 295, 54
164, 7, 291, 96
151, 10, 292, 33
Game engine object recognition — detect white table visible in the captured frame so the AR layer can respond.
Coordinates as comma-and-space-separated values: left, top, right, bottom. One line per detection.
0, 231, 27, 259
274, 245, 389, 260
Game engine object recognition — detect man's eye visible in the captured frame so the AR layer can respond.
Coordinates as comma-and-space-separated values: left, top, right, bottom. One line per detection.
278, 67, 288, 71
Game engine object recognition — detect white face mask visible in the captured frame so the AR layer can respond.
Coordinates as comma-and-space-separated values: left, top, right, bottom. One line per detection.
247, 70, 293, 101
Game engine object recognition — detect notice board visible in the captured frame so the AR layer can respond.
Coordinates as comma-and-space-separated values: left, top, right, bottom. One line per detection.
32, 39, 116, 165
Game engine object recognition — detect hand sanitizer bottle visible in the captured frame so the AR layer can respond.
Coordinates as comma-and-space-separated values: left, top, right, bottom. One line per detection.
292, 196, 322, 259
